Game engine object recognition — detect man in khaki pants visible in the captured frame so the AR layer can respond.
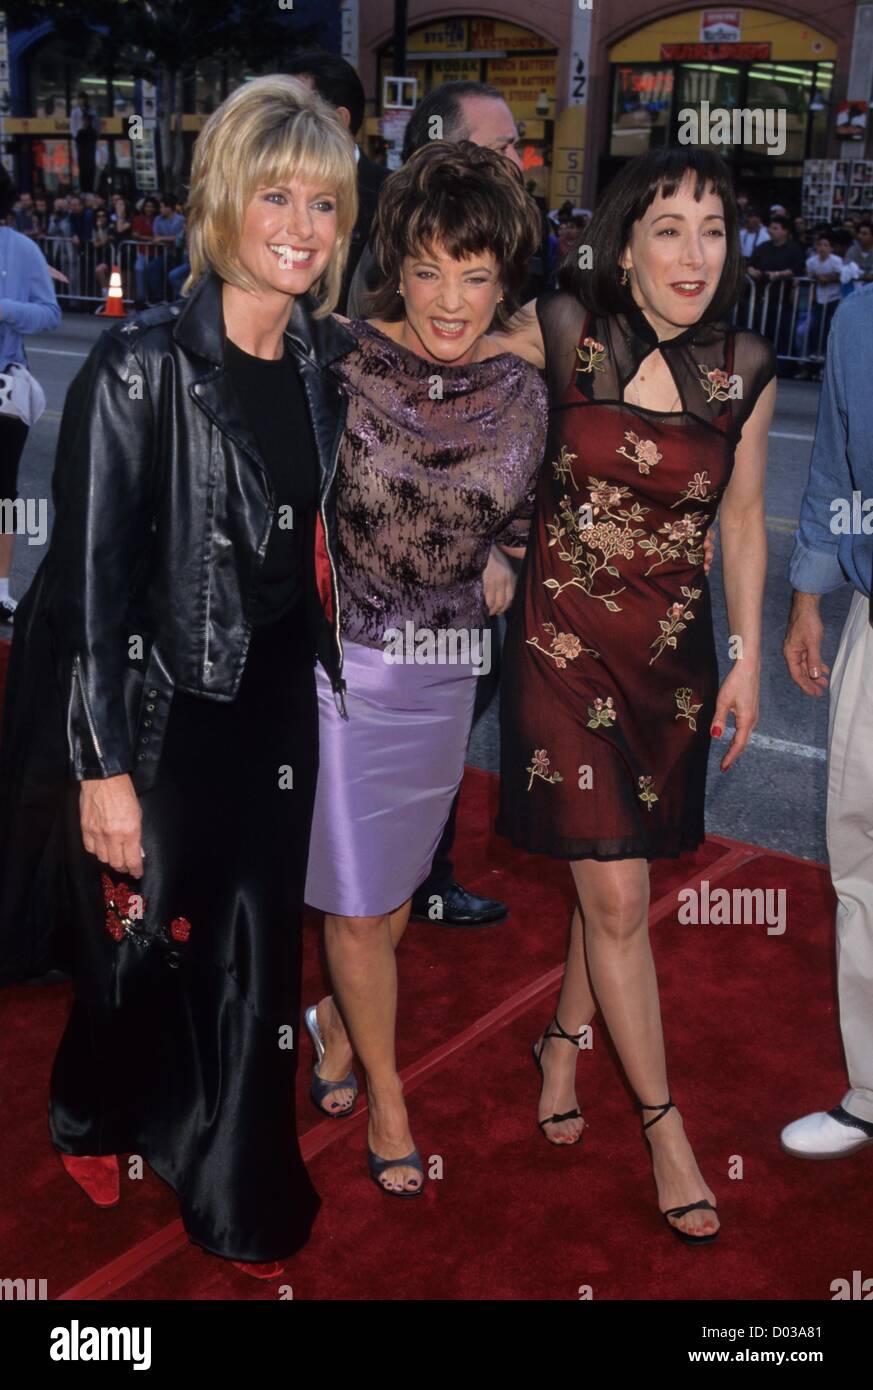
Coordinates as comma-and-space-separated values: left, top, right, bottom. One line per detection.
782, 283, 873, 1157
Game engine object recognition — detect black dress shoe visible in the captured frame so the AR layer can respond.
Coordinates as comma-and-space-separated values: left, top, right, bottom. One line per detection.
410, 880, 508, 927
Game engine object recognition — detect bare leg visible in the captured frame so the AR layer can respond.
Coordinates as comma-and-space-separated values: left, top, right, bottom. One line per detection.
534, 900, 597, 1144
320, 906, 421, 1193
313, 895, 412, 1114
570, 858, 718, 1238
0, 534, 13, 581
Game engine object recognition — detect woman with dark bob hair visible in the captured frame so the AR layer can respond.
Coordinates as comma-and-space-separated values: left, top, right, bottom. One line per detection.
301, 141, 549, 1196
0, 75, 358, 1277
489, 148, 776, 1243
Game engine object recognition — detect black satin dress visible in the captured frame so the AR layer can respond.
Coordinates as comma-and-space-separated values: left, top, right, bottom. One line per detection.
49, 338, 322, 1262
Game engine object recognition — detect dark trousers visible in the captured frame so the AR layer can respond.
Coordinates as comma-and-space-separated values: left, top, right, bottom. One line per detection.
413, 614, 502, 902
0, 413, 30, 504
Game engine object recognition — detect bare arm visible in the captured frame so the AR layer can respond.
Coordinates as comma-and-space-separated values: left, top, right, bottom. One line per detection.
711, 375, 776, 769
485, 300, 545, 369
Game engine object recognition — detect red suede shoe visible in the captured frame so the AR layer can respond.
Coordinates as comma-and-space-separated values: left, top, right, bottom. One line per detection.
60, 1153, 120, 1207
231, 1260, 285, 1280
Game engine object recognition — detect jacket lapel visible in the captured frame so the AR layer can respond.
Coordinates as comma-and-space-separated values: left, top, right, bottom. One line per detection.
172, 267, 358, 494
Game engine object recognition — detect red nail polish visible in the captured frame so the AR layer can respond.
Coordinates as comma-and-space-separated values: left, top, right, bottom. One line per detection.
711, 725, 722, 737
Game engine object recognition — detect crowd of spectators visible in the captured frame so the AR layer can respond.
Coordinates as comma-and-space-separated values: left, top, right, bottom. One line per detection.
3, 186, 188, 309
5, 170, 873, 376
736, 196, 873, 376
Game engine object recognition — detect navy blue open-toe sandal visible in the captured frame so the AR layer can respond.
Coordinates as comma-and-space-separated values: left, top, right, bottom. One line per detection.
367, 1146, 424, 1198
304, 1004, 359, 1119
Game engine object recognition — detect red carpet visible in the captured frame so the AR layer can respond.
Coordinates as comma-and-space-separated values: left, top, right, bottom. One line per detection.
1, 753, 871, 1300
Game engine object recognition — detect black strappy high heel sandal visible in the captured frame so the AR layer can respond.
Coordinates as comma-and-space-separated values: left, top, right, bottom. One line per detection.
532, 1014, 586, 1145
637, 1097, 719, 1245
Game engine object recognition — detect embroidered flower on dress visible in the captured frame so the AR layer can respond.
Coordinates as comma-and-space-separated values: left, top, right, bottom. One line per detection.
544, 477, 648, 612
674, 687, 704, 731
587, 696, 618, 730
589, 482, 625, 509
552, 445, 580, 489
575, 337, 608, 374
698, 365, 732, 403
615, 431, 662, 475
526, 748, 564, 791
102, 873, 145, 942
101, 872, 192, 968
649, 587, 701, 664
638, 775, 659, 811
639, 512, 706, 574
527, 621, 599, 668
672, 471, 713, 507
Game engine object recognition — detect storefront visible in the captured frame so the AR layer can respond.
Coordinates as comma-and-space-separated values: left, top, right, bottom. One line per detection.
602, 9, 838, 213
372, 16, 558, 199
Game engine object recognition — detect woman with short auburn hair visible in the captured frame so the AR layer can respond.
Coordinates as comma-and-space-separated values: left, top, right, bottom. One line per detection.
365, 139, 541, 331
302, 141, 549, 1197
0, 74, 358, 1277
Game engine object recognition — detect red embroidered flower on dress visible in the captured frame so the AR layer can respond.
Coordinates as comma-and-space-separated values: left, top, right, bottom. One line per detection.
102, 872, 141, 941
113, 881, 132, 914
170, 917, 191, 943
100, 872, 191, 964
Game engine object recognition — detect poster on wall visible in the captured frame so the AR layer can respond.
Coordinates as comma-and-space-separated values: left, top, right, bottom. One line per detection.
835, 100, 868, 140
700, 10, 741, 42
803, 158, 873, 224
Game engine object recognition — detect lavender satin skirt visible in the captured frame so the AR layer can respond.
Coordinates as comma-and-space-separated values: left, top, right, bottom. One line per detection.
304, 639, 478, 917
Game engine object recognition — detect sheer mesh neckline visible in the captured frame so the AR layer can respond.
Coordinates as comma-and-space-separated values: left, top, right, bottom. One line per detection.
348, 318, 520, 377
620, 299, 709, 352
532, 289, 782, 444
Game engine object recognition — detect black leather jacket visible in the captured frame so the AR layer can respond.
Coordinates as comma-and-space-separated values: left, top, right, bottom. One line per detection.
16, 268, 357, 790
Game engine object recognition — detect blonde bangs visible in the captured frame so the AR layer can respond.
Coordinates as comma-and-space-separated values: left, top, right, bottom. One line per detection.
184, 75, 358, 317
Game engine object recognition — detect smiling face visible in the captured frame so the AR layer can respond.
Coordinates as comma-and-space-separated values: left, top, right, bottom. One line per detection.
233, 178, 338, 303
398, 241, 503, 365
619, 174, 727, 339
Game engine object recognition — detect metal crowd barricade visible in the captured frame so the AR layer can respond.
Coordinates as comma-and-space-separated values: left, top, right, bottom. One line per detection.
39, 235, 176, 308
732, 274, 842, 367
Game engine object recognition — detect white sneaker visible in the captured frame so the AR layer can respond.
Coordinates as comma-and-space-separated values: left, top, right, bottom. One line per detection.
781, 1104, 873, 1159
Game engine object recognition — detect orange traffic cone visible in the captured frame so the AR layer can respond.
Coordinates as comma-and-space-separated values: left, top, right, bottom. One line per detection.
96, 266, 126, 318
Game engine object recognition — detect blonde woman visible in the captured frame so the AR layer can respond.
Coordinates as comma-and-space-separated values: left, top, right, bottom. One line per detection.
0, 76, 358, 1277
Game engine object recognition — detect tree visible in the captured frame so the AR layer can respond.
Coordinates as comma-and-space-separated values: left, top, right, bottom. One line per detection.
5, 1, 331, 188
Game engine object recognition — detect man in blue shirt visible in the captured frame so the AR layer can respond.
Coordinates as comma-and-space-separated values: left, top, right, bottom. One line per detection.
0, 167, 61, 624
782, 283, 873, 1157
152, 197, 186, 302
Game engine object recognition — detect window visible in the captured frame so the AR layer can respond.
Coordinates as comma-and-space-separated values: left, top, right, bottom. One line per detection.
610, 64, 673, 157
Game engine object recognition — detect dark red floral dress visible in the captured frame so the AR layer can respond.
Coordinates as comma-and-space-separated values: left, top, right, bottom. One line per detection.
497, 293, 775, 860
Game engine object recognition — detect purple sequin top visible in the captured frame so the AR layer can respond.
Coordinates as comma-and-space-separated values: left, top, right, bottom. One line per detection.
331, 320, 548, 649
